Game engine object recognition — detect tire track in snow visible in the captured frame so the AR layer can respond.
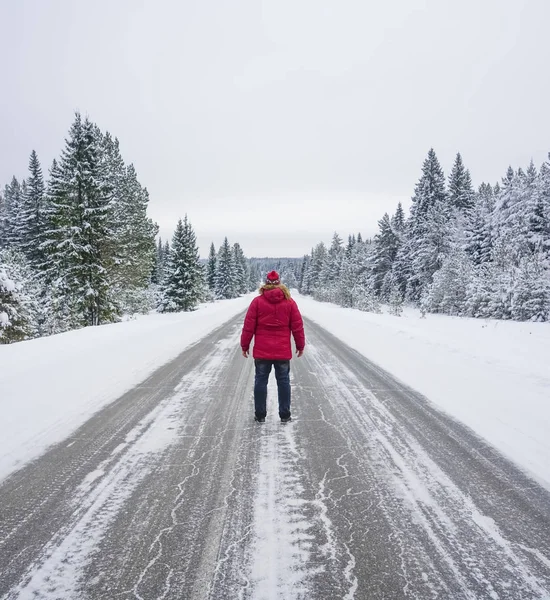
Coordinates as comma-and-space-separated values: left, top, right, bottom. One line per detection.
245, 388, 318, 600
2, 333, 240, 600
238, 376, 359, 600
292, 320, 550, 599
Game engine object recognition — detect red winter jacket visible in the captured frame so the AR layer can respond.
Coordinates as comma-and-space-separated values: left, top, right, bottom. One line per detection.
241, 286, 305, 360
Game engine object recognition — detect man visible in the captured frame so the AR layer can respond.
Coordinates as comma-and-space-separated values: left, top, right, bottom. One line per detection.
241, 270, 305, 423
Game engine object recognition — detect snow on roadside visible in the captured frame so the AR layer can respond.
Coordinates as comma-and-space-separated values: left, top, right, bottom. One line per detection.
295, 293, 550, 489
0, 296, 252, 483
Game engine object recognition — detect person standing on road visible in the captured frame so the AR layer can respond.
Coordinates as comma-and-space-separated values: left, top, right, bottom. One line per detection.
241, 270, 306, 423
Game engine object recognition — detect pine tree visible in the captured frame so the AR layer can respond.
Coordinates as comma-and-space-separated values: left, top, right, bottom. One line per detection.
448, 152, 475, 212
372, 213, 400, 297
391, 202, 405, 233
161, 216, 203, 311
19, 150, 48, 267
337, 253, 356, 307
100, 130, 157, 302
388, 277, 404, 316
511, 251, 550, 321
324, 233, 343, 282
3, 177, 25, 249
232, 242, 248, 294
410, 149, 448, 224
309, 242, 327, 294
248, 261, 261, 291
151, 237, 163, 284
42, 113, 116, 327
423, 249, 473, 316
466, 183, 495, 265
0, 249, 36, 343
345, 234, 355, 259
298, 255, 310, 293
407, 149, 450, 301
492, 165, 539, 270
215, 237, 235, 299
206, 242, 217, 291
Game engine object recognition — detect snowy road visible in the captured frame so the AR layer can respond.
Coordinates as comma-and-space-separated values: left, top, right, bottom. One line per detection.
1, 315, 550, 599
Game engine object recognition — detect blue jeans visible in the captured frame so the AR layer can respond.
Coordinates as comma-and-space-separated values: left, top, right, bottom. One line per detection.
254, 360, 291, 420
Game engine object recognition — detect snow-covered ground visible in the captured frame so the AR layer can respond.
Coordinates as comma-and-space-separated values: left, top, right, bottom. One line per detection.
0, 296, 252, 483
2, 290, 549, 493
295, 293, 550, 490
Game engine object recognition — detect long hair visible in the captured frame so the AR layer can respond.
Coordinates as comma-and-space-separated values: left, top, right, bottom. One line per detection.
259, 283, 291, 300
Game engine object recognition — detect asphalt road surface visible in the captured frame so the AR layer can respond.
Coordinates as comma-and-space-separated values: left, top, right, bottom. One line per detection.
1, 314, 550, 599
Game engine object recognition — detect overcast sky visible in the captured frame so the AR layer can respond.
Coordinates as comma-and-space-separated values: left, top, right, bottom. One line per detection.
1, 0, 549, 257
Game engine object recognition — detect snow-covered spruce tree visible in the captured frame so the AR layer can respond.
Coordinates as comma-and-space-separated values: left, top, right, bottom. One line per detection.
206, 242, 217, 292
448, 152, 475, 213
345, 234, 356, 259
337, 252, 356, 308
391, 202, 405, 233
464, 264, 493, 319
161, 216, 203, 312
309, 242, 327, 297
477, 236, 516, 320
316, 234, 343, 302
492, 166, 529, 267
391, 221, 413, 299
20, 150, 48, 268
348, 237, 380, 313
42, 113, 116, 328
298, 254, 311, 294
3, 177, 25, 250
387, 273, 404, 317
99, 131, 157, 315
407, 149, 451, 302
232, 242, 248, 295
0, 249, 38, 343
151, 238, 164, 285
511, 251, 550, 321
352, 275, 380, 313
466, 183, 495, 265
372, 213, 400, 299
248, 261, 261, 291
280, 265, 298, 289
149, 238, 171, 308
115, 164, 157, 290
423, 248, 473, 316
215, 237, 235, 299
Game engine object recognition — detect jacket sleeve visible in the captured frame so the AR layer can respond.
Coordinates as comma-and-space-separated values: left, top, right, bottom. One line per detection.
241, 298, 258, 351
290, 300, 305, 351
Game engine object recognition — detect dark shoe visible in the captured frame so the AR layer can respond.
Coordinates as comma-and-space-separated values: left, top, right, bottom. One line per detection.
254, 416, 265, 423
280, 416, 292, 423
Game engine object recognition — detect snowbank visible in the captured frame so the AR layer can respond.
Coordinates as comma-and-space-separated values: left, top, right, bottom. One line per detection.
296, 294, 550, 489
0, 296, 251, 482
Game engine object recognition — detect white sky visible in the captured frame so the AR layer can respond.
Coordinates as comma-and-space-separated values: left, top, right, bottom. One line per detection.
1, 0, 549, 257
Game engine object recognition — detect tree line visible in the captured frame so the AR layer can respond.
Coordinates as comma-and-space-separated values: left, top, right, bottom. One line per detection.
295, 150, 550, 321
0, 113, 255, 343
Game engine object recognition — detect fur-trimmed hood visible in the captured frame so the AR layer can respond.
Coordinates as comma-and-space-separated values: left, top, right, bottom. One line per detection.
259, 283, 292, 301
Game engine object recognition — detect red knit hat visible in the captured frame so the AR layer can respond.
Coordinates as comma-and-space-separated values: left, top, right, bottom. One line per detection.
266, 270, 280, 284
